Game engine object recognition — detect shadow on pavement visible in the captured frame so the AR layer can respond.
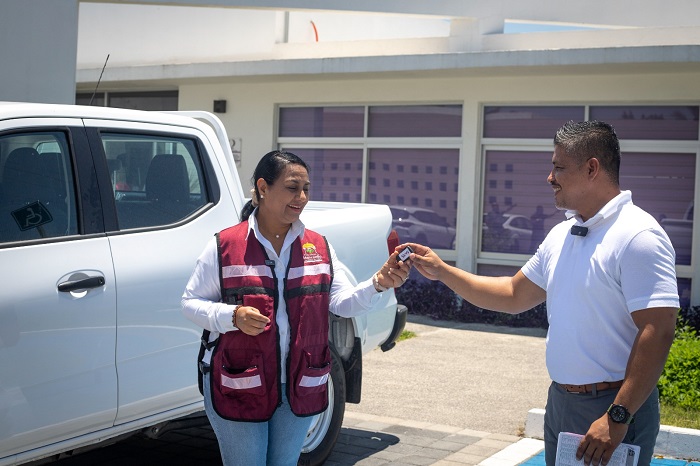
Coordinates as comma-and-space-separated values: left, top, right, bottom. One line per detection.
26, 424, 402, 466
324, 427, 400, 464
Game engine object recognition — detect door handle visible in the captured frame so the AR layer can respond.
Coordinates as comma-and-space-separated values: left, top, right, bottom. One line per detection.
57, 276, 105, 292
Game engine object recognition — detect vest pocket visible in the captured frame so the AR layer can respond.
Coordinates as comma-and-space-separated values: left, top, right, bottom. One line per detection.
295, 345, 331, 395
220, 352, 266, 396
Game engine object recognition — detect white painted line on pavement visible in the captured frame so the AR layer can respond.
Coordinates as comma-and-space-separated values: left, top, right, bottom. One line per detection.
478, 438, 544, 466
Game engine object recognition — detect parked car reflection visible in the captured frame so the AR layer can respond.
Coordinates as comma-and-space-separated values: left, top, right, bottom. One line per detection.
660, 202, 693, 265
389, 206, 455, 249
482, 212, 534, 255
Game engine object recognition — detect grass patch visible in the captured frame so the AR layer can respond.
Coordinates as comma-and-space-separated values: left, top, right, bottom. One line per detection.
397, 329, 417, 342
660, 402, 700, 430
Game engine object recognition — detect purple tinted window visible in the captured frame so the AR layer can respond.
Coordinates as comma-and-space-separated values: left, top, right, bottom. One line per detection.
279, 107, 364, 137
476, 264, 521, 278
621, 152, 695, 266
289, 148, 363, 202
590, 106, 699, 140
482, 150, 564, 255
483, 106, 585, 139
368, 105, 462, 137
483, 149, 695, 266
369, 148, 459, 250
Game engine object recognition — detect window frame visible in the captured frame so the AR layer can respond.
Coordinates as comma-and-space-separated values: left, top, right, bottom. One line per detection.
0, 124, 97, 248
276, 137, 463, 261
86, 126, 219, 234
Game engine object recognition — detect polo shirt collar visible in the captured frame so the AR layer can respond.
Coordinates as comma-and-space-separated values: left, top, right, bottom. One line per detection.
566, 190, 632, 229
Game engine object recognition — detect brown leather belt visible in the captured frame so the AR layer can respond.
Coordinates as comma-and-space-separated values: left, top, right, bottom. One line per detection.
557, 380, 623, 394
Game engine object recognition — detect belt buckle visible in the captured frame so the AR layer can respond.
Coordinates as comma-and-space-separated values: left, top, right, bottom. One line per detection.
563, 384, 586, 394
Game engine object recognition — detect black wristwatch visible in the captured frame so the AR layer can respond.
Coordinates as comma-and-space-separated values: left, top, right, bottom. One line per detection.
607, 404, 635, 425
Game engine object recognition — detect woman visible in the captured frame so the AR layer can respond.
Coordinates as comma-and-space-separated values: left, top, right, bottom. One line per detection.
182, 150, 410, 466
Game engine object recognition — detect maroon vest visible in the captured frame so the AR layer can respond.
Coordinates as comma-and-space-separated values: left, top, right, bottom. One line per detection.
209, 221, 333, 421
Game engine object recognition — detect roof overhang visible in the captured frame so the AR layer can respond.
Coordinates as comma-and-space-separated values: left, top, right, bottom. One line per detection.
76, 44, 700, 89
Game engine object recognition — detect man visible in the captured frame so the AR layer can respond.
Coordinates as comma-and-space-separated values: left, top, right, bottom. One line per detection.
406, 120, 679, 466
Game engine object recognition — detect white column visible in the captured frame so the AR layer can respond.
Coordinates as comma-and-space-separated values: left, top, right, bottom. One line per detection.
0, 0, 79, 104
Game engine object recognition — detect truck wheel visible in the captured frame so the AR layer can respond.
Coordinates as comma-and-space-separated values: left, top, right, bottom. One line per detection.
298, 346, 345, 466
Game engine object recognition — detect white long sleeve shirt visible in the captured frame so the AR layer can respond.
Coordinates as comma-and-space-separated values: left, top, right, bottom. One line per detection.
181, 212, 382, 381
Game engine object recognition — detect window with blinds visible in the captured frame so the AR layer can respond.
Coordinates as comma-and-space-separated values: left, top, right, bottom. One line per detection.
481, 104, 698, 307
278, 105, 462, 251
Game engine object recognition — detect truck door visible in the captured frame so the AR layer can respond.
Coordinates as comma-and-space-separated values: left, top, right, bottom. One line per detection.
84, 122, 237, 425
0, 122, 117, 459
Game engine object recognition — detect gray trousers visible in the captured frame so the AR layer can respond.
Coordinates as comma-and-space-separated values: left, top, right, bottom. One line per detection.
544, 382, 660, 466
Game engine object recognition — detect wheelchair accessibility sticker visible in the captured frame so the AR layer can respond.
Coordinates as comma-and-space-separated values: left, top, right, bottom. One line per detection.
11, 201, 53, 231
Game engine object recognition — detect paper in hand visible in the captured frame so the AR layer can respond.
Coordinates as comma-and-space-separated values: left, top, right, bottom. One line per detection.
555, 432, 640, 466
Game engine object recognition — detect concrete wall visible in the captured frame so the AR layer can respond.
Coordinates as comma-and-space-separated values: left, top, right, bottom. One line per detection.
0, 0, 78, 104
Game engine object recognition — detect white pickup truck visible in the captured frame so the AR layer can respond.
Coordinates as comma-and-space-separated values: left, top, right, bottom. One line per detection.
0, 102, 407, 465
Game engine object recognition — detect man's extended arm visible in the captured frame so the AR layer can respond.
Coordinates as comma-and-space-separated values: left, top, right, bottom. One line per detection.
405, 242, 546, 314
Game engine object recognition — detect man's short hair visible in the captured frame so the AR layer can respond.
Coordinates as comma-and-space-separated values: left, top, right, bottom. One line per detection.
554, 120, 621, 184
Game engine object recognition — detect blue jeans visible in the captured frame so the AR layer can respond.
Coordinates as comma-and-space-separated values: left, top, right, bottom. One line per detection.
544, 382, 660, 466
203, 372, 314, 466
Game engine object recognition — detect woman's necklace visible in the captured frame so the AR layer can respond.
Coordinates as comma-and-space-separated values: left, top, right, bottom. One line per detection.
259, 223, 288, 241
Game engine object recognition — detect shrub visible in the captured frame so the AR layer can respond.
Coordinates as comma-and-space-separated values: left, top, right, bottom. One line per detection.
678, 306, 700, 334
395, 279, 462, 321
658, 320, 700, 410
457, 299, 548, 328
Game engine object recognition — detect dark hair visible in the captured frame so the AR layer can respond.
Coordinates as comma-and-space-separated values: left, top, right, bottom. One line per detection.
554, 120, 621, 185
240, 150, 309, 221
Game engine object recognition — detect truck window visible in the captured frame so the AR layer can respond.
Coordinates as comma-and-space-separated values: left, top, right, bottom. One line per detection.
0, 131, 78, 243
100, 133, 208, 229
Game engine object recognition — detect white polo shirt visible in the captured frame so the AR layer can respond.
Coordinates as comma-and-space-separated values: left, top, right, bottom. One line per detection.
521, 191, 679, 384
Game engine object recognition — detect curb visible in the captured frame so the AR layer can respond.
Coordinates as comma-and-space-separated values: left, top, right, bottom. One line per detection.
524, 408, 700, 461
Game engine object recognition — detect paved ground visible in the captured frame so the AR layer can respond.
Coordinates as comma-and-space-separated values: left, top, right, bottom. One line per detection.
26, 410, 538, 466
346, 315, 550, 436
28, 411, 699, 466
326, 411, 537, 466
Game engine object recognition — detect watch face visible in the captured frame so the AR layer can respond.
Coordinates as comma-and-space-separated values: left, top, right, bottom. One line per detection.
609, 405, 627, 422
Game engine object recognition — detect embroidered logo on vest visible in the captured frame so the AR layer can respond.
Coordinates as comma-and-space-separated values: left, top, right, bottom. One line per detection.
302, 242, 323, 263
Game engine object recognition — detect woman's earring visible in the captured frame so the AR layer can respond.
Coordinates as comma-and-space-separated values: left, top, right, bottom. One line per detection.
260, 195, 264, 199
